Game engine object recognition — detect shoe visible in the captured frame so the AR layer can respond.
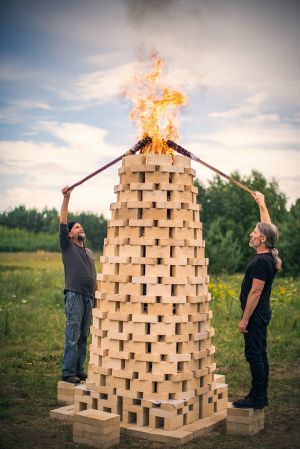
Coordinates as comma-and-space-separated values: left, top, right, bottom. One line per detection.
76, 372, 87, 381
245, 392, 268, 406
232, 396, 265, 409
62, 375, 81, 384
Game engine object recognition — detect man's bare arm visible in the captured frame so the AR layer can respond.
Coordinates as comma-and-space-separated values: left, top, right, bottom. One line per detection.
238, 278, 265, 333
252, 191, 272, 224
60, 186, 73, 224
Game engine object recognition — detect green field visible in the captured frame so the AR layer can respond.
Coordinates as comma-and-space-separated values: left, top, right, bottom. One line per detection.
0, 252, 299, 449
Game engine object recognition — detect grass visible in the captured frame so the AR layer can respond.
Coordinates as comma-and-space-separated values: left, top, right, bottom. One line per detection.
0, 252, 299, 449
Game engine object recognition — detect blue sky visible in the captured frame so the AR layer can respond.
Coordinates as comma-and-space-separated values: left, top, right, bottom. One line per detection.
0, 0, 299, 215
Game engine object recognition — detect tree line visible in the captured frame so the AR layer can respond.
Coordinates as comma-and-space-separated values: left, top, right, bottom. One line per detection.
0, 170, 299, 276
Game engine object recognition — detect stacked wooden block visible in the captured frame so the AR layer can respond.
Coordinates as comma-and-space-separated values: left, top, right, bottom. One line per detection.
73, 409, 120, 449
227, 403, 265, 435
57, 380, 75, 405
81, 152, 227, 437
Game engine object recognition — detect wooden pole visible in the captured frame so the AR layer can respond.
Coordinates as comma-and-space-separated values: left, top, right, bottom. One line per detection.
66, 137, 152, 192
167, 140, 254, 195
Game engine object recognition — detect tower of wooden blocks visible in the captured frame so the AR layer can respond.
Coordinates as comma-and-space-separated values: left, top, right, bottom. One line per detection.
76, 151, 227, 443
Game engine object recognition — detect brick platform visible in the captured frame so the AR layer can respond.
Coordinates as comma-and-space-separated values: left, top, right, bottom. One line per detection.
227, 403, 265, 435
73, 409, 120, 449
57, 380, 76, 405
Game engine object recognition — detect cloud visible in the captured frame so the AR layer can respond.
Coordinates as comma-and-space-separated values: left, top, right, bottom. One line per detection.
59, 63, 138, 102
0, 100, 53, 124
0, 121, 126, 213
39, 121, 108, 150
186, 118, 300, 206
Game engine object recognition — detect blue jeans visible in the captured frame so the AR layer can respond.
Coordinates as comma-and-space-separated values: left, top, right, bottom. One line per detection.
62, 291, 93, 378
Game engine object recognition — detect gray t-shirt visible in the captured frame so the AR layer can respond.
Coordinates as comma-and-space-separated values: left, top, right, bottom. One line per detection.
59, 224, 96, 298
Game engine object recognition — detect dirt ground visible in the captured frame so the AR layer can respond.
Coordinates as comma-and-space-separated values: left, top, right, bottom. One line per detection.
1, 367, 300, 449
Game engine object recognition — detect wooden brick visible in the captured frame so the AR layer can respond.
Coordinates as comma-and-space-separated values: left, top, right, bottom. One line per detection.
227, 403, 261, 417
145, 172, 170, 183
130, 182, 154, 191
123, 154, 146, 166
165, 334, 189, 343
118, 191, 140, 202
119, 263, 141, 276
155, 201, 181, 209
158, 219, 183, 228
145, 264, 170, 279
50, 404, 74, 423
143, 227, 170, 239
129, 219, 154, 227
159, 165, 184, 174
145, 154, 173, 165
118, 283, 141, 296
214, 373, 226, 384
118, 227, 140, 239
160, 295, 186, 304
131, 257, 156, 265
132, 314, 158, 323
143, 190, 168, 202
172, 155, 191, 168
130, 164, 155, 172
139, 372, 165, 382
57, 381, 75, 404
143, 208, 168, 220
73, 422, 120, 436
126, 200, 152, 208
160, 183, 184, 191
146, 245, 170, 258
129, 237, 155, 246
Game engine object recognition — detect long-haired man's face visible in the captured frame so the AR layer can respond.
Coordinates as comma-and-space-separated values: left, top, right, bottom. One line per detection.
249, 225, 266, 249
69, 223, 86, 241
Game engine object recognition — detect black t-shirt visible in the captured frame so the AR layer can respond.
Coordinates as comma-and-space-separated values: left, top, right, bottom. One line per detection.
59, 224, 96, 298
240, 252, 276, 315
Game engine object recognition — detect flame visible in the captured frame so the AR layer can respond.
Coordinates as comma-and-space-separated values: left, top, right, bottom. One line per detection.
123, 54, 187, 153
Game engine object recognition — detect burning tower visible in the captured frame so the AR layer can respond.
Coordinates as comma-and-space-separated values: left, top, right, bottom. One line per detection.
52, 55, 230, 446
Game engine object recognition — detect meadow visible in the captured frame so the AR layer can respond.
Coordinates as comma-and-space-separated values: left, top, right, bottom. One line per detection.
0, 252, 299, 449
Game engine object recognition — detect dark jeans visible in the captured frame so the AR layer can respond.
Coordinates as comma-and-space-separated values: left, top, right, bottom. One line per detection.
62, 291, 93, 378
244, 311, 271, 398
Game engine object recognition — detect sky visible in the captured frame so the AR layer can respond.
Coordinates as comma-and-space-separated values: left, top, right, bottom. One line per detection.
0, 0, 299, 216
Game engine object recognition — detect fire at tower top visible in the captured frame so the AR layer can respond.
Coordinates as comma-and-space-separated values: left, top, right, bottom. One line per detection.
123, 54, 187, 154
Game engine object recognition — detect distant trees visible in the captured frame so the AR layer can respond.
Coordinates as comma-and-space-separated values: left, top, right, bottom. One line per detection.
278, 199, 300, 276
0, 170, 299, 276
195, 170, 298, 276
0, 207, 107, 252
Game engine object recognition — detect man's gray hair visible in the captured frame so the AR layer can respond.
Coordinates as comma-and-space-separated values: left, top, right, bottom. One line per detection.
257, 222, 282, 271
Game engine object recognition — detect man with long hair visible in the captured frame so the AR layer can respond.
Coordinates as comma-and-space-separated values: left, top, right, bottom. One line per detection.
233, 191, 282, 409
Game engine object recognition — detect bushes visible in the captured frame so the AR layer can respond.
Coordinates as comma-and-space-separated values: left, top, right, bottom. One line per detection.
0, 226, 59, 252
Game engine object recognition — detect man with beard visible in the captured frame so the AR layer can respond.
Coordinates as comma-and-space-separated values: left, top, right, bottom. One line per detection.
59, 186, 96, 384
233, 191, 282, 409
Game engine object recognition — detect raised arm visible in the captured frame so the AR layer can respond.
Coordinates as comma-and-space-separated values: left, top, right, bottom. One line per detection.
60, 186, 73, 224
252, 191, 272, 224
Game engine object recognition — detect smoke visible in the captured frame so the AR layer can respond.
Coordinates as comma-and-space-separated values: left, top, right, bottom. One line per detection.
122, 0, 209, 93
123, 0, 206, 45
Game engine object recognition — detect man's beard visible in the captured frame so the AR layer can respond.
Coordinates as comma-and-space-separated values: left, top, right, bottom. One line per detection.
77, 232, 86, 241
249, 239, 258, 249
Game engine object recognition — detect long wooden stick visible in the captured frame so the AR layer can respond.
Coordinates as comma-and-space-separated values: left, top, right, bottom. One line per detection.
167, 140, 254, 195
66, 137, 152, 192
